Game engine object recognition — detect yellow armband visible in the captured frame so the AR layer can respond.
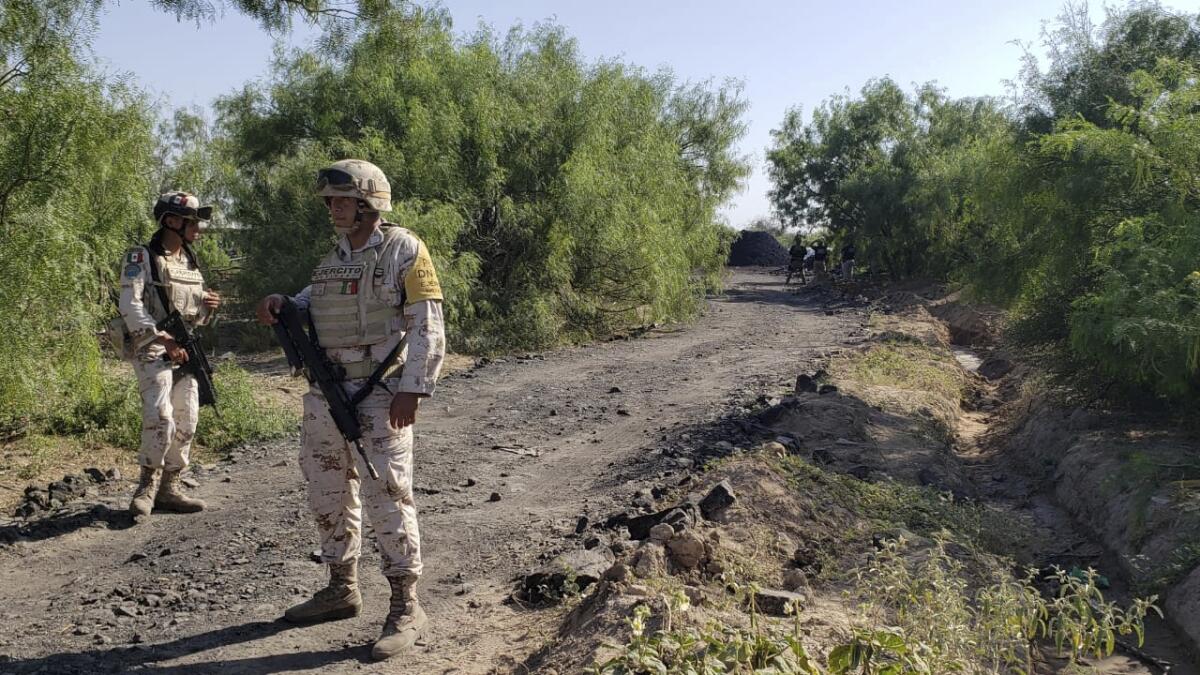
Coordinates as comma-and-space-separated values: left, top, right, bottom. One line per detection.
404, 241, 443, 304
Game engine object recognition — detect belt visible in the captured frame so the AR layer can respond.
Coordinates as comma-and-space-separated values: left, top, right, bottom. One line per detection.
338, 359, 403, 380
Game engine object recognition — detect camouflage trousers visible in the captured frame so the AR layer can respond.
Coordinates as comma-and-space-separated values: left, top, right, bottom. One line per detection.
133, 357, 198, 472
300, 383, 423, 577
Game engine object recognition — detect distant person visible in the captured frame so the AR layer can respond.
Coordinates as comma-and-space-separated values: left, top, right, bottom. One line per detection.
811, 240, 829, 282
255, 159, 446, 661
786, 238, 807, 284
841, 241, 857, 280
118, 192, 220, 518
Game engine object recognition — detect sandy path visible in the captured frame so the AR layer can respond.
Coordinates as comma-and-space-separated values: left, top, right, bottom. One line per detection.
0, 268, 862, 674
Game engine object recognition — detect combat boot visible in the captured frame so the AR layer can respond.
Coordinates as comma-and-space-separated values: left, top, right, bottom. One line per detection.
154, 469, 206, 513
129, 466, 160, 518
284, 561, 362, 624
371, 574, 427, 661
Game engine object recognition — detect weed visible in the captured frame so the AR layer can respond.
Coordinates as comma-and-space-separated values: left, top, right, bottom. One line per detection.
842, 538, 1160, 673
768, 454, 1022, 556
844, 344, 964, 404
593, 588, 821, 674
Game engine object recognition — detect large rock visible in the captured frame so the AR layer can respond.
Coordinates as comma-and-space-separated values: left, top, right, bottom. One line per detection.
632, 543, 666, 578
977, 357, 1013, 381
696, 480, 736, 520
619, 505, 699, 540
1166, 565, 1200, 652
750, 588, 805, 617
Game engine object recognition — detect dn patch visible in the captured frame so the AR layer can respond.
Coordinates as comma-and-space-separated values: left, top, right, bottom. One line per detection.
124, 263, 141, 279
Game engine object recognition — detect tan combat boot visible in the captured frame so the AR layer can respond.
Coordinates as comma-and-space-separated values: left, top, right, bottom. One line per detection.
129, 466, 160, 518
154, 469, 206, 513
284, 561, 362, 624
371, 574, 427, 661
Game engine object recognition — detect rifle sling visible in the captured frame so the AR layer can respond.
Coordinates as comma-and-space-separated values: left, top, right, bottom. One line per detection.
349, 337, 406, 407
145, 243, 175, 319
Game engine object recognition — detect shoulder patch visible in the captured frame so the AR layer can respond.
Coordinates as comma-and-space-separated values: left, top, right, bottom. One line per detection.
404, 241, 443, 304
126, 249, 143, 264
124, 263, 142, 279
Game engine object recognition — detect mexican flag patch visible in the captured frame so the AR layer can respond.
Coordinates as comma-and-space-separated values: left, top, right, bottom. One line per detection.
340, 280, 359, 295
126, 250, 143, 264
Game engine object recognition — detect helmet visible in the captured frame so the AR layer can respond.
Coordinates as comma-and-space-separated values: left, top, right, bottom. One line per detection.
316, 159, 391, 212
153, 191, 212, 226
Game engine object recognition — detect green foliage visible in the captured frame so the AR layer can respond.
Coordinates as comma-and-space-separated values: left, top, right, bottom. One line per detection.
828, 629, 935, 675
767, 78, 1009, 279
848, 344, 964, 404
770, 454, 1012, 554
767, 1, 1200, 405
593, 589, 821, 674
842, 538, 1159, 674
57, 361, 292, 453
195, 363, 295, 451
216, 6, 748, 352
0, 0, 157, 433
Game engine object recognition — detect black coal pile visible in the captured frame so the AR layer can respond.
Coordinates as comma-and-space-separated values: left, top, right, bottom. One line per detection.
728, 230, 790, 267
12, 468, 120, 518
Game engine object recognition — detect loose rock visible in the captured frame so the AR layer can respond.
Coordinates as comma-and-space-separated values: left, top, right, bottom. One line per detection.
697, 480, 736, 520
751, 588, 805, 616
794, 374, 818, 394
666, 531, 706, 569
648, 523, 675, 544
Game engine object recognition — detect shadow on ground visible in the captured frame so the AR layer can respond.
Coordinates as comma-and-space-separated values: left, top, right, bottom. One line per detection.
0, 618, 377, 674
0, 503, 135, 545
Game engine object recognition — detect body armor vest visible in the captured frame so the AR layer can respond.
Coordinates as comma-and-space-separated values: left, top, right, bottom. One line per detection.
309, 227, 406, 349
138, 247, 206, 325
160, 254, 206, 322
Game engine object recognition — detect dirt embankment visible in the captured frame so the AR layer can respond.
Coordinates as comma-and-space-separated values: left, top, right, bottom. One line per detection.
931, 293, 1200, 666
999, 374, 1200, 652
525, 283, 1194, 674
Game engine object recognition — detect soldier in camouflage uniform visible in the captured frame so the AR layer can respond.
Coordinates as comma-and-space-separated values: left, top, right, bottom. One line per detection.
118, 192, 220, 518
255, 159, 445, 661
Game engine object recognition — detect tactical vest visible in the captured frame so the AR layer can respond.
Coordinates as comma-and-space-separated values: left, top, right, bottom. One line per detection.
138, 246, 206, 325
160, 254, 207, 322
309, 227, 406, 348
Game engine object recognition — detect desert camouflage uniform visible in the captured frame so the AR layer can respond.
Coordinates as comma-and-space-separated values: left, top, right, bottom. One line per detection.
292, 225, 445, 577
118, 245, 211, 472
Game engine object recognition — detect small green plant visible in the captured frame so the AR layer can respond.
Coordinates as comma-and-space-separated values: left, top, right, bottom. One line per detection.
1044, 566, 1162, 665
827, 628, 937, 675
842, 538, 1160, 674
593, 588, 822, 674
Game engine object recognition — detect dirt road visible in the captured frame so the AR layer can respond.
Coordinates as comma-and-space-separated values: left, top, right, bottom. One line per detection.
0, 269, 863, 674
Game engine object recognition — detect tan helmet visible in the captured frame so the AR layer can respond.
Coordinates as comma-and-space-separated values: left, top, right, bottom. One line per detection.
153, 191, 212, 226
316, 159, 392, 212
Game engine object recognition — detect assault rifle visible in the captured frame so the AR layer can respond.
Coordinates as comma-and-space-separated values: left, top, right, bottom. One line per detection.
271, 297, 380, 480
156, 310, 219, 415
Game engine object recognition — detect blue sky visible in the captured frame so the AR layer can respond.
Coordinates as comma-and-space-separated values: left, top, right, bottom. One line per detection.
91, 0, 1161, 227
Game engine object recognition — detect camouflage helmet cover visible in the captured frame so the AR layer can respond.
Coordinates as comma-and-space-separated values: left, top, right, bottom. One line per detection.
316, 159, 392, 212
153, 191, 212, 225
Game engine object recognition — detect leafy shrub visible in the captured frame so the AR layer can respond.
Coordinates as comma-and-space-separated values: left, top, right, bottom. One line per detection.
216, 6, 749, 353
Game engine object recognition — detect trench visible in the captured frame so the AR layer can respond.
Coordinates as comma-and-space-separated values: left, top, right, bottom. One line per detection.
947, 340, 1196, 674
